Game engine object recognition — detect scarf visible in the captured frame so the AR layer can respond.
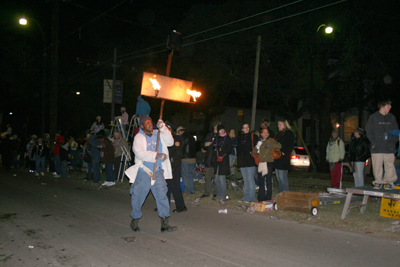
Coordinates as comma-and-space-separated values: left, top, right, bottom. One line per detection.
258, 162, 268, 176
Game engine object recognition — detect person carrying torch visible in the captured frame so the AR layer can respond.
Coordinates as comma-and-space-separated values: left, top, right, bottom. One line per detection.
125, 114, 178, 233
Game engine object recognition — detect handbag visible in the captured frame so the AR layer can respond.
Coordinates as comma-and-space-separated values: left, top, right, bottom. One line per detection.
251, 133, 260, 165
217, 151, 226, 162
269, 139, 282, 160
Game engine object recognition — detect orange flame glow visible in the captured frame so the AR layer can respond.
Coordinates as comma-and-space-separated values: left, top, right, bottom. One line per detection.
149, 78, 161, 91
186, 89, 201, 102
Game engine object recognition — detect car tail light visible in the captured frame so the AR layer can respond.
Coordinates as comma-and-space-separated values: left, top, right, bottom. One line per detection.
291, 155, 300, 159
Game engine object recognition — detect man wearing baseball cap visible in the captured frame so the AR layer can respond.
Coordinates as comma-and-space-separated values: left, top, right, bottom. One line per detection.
125, 114, 177, 233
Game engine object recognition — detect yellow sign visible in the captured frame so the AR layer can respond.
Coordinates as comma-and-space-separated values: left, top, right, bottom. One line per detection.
141, 72, 196, 103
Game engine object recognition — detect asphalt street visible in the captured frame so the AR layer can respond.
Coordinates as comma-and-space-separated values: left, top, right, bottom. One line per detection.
1, 170, 399, 267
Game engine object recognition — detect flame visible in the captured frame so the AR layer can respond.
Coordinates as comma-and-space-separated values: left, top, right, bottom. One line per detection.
149, 78, 161, 90
187, 89, 201, 102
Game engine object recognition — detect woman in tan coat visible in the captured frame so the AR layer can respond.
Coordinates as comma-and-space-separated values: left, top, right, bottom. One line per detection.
252, 128, 281, 201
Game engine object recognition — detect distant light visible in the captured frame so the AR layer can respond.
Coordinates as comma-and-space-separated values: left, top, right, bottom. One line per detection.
19, 18, 27, 25
9, 112, 13, 115
325, 26, 333, 34
336, 123, 340, 128
76, 92, 80, 95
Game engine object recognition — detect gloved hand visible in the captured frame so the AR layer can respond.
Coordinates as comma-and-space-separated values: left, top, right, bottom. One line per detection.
256, 140, 263, 150
338, 159, 343, 163
157, 120, 164, 129
156, 153, 167, 161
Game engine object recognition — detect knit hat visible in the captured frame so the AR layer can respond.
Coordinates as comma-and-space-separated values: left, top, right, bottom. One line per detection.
140, 114, 152, 125
217, 124, 225, 132
176, 126, 186, 132
165, 121, 175, 130
355, 127, 364, 135
121, 107, 126, 112
212, 120, 221, 128
331, 130, 338, 134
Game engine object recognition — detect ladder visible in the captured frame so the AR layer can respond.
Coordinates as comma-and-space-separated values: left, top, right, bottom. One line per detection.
116, 145, 132, 182
109, 117, 126, 139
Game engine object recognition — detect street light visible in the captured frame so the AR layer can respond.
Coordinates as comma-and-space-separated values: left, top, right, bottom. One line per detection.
19, 17, 47, 137
309, 24, 333, 172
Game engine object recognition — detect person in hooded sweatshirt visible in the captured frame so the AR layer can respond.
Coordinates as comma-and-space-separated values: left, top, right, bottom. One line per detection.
365, 98, 399, 190
135, 95, 151, 117
90, 116, 105, 134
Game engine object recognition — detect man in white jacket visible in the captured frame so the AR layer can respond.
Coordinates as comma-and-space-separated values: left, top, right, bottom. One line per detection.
125, 114, 177, 233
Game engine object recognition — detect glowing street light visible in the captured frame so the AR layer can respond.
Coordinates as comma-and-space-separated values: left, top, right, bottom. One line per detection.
316, 24, 333, 34
76, 92, 80, 95
19, 18, 27, 25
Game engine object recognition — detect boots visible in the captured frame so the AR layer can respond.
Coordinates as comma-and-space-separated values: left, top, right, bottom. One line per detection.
130, 218, 140, 232
160, 217, 177, 233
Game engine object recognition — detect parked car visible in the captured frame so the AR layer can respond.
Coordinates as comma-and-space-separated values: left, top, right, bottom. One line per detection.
290, 147, 310, 170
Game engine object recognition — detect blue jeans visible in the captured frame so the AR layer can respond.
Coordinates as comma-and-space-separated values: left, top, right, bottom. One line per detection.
35, 156, 46, 173
105, 162, 114, 182
352, 162, 365, 187
240, 166, 256, 202
61, 161, 68, 179
275, 169, 289, 193
92, 157, 101, 183
215, 167, 226, 198
181, 161, 196, 193
130, 169, 170, 219
86, 162, 93, 179
54, 154, 61, 175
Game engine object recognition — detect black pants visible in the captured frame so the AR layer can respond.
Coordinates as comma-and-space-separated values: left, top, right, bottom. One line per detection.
166, 165, 186, 209
114, 156, 122, 181
257, 163, 274, 201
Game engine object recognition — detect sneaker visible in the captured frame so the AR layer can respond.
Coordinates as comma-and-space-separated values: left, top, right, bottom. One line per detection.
107, 182, 116, 186
52, 172, 58, 176
40, 172, 45, 176
54, 175, 61, 178
35, 173, 39, 177
385, 184, 395, 190
373, 183, 384, 189
101, 181, 110, 186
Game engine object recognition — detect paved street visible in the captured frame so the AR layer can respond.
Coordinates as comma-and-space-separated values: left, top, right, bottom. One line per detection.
1, 170, 399, 267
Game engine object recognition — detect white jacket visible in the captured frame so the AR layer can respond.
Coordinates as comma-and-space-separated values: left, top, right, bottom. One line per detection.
125, 122, 173, 184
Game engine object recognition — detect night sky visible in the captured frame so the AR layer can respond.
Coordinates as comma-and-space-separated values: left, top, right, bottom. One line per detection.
1, 0, 399, 139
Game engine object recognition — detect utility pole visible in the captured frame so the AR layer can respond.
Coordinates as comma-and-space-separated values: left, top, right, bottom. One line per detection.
50, 0, 59, 143
111, 47, 117, 124
251, 36, 261, 131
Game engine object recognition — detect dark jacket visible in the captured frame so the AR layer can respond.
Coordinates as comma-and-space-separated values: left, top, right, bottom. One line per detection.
101, 137, 115, 163
349, 135, 370, 162
365, 111, 398, 154
180, 131, 196, 159
237, 133, 258, 168
202, 131, 218, 167
212, 134, 232, 175
168, 134, 183, 171
274, 130, 294, 170
32, 143, 49, 158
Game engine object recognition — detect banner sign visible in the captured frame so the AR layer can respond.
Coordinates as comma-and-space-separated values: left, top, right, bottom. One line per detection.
140, 72, 194, 103
103, 79, 123, 104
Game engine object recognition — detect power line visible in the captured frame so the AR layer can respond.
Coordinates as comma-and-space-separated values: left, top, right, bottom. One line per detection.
120, 0, 346, 62
56, 0, 127, 45
116, 0, 303, 61
62, 0, 347, 86
181, 0, 347, 48
61, 0, 135, 24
